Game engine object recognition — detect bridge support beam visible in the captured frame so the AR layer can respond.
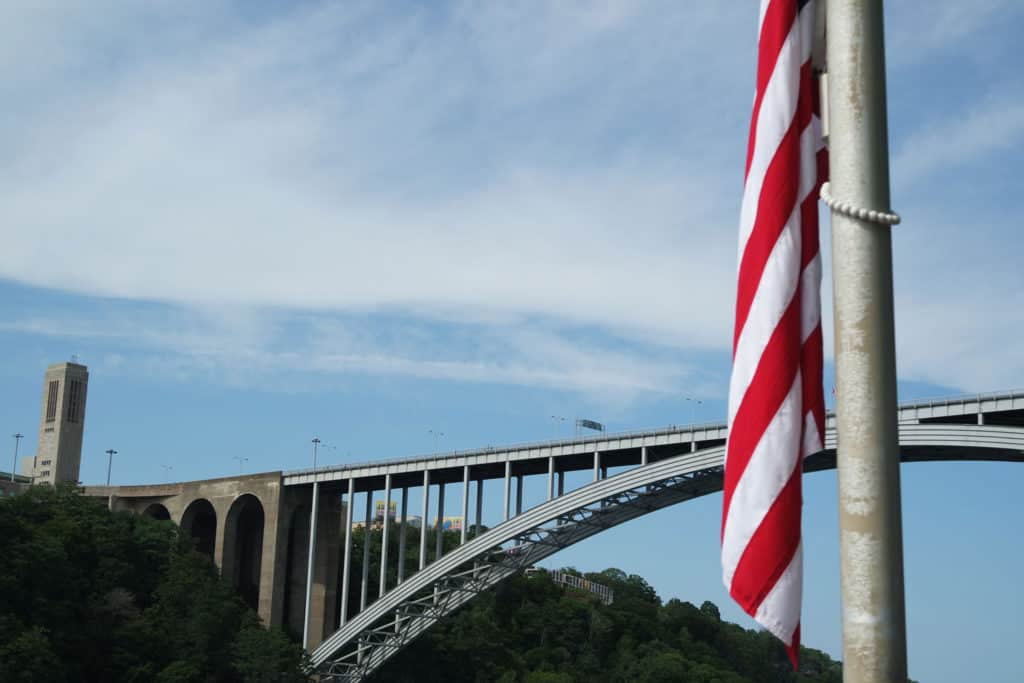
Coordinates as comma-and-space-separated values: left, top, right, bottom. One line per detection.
397, 487, 408, 584
419, 471, 429, 570
435, 482, 446, 561
249, 484, 288, 629
302, 480, 320, 650
460, 466, 469, 545
515, 475, 523, 516
593, 451, 600, 482
547, 456, 555, 500
641, 445, 648, 466
503, 461, 511, 521
304, 491, 340, 650
340, 479, 355, 626
474, 478, 483, 538
360, 491, 373, 611
380, 474, 392, 597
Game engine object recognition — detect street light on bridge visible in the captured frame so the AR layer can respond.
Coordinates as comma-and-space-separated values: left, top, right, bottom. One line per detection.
428, 429, 444, 453
550, 415, 566, 439
10, 433, 23, 482
233, 456, 248, 475
105, 449, 118, 486
684, 397, 703, 452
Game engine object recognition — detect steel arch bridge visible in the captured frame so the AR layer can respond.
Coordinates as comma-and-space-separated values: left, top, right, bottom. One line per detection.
311, 421, 1024, 681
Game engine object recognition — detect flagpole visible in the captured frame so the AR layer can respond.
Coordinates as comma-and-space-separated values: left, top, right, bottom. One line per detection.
824, 1, 908, 681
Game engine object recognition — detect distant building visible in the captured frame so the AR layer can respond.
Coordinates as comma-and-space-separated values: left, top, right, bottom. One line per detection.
374, 499, 397, 523
32, 362, 89, 485
432, 516, 463, 532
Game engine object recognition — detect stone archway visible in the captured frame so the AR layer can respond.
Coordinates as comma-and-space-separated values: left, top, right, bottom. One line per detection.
180, 498, 217, 558
142, 503, 171, 520
224, 494, 265, 612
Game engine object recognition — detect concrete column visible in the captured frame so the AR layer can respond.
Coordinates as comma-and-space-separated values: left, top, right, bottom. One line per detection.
641, 445, 648, 466
592, 451, 600, 482
503, 461, 511, 521
258, 484, 289, 629
360, 491, 372, 611
340, 479, 355, 626
547, 456, 555, 500
306, 492, 340, 649
213, 505, 228, 572
379, 474, 392, 597
460, 465, 469, 545
558, 471, 565, 496
397, 487, 408, 584
474, 478, 483, 538
435, 482, 446, 561
302, 481, 320, 649
515, 475, 523, 516
419, 470, 430, 570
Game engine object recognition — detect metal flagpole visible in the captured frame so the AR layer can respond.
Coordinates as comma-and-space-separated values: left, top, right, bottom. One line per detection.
825, 1, 907, 680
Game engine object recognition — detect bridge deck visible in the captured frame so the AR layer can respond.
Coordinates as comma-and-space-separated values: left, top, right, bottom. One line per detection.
282, 390, 1024, 489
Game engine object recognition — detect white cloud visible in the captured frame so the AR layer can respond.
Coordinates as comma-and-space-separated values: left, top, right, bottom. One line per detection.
0, 308, 697, 399
0, 1, 1021, 397
892, 96, 1024, 186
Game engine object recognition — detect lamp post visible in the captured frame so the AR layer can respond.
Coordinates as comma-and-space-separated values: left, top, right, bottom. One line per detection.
160, 464, 173, 482
233, 455, 248, 474
550, 415, 566, 439
10, 433, 23, 482
684, 398, 702, 452
428, 429, 444, 453
105, 449, 118, 486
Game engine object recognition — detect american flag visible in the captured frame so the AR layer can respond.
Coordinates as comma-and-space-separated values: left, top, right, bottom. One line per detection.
722, 0, 826, 667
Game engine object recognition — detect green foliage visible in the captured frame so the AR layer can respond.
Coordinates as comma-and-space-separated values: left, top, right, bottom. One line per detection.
372, 564, 845, 683
0, 485, 307, 682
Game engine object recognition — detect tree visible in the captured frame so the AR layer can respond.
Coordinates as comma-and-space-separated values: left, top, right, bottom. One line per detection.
0, 485, 307, 682
373, 566, 845, 682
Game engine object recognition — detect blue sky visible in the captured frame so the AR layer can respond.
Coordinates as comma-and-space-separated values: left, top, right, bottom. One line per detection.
1, 1, 1022, 681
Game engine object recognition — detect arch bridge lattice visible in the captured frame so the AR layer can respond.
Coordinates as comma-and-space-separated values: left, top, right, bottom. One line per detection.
301, 393, 1024, 681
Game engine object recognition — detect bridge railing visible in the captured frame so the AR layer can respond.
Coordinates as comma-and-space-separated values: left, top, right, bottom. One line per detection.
285, 389, 1023, 480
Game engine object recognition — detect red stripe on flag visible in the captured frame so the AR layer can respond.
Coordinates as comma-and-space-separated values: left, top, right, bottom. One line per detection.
722, 295, 802, 526
734, 61, 814, 353
729, 464, 802, 610
745, 0, 800, 179
724, 0, 824, 666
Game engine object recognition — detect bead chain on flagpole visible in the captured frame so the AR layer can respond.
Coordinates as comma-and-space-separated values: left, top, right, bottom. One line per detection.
820, 181, 901, 226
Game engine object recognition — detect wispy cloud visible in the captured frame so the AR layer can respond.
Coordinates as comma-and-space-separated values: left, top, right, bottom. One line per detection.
0, 307, 698, 398
0, 1, 1021, 397
892, 96, 1024, 186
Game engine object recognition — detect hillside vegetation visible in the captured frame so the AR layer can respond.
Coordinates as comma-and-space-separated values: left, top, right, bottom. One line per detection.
0, 485, 306, 682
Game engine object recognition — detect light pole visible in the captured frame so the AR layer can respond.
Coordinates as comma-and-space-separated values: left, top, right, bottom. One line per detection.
105, 449, 118, 486
685, 398, 702, 451
160, 464, 173, 482
11, 433, 23, 482
428, 429, 444, 453
550, 415, 566, 439
233, 456, 248, 474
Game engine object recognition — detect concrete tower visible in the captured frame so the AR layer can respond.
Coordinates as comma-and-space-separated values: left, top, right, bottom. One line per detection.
34, 362, 89, 485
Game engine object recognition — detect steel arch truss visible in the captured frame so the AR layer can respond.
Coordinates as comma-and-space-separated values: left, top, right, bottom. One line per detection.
312, 423, 1024, 681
